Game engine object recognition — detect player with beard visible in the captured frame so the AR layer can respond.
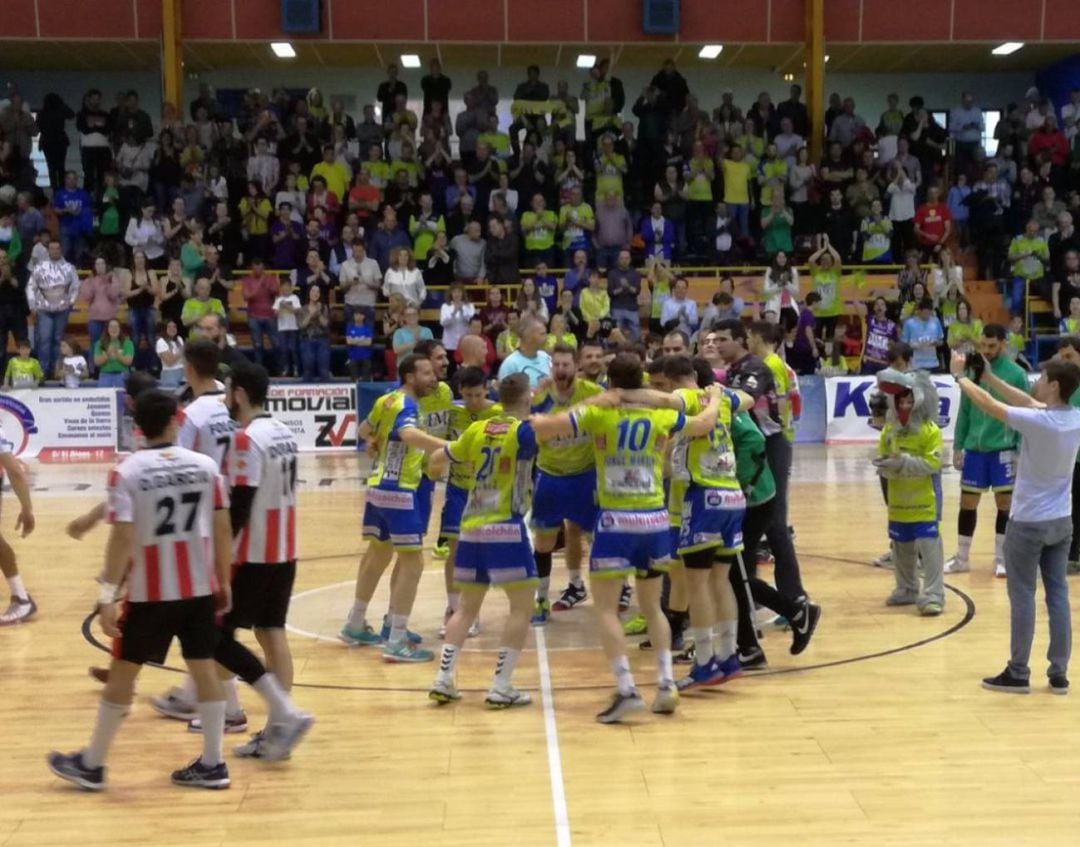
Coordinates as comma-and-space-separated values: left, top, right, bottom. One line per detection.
415, 340, 455, 561
578, 339, 608, 387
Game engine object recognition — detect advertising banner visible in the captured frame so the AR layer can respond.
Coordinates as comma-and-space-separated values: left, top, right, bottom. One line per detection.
0, 388, 120, 460
824, 374, 961, 443
266, 383, 358, 451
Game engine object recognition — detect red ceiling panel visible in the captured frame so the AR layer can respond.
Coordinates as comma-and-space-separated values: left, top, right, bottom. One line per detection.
861, 0, 950, 42
507, 0, 585, 42
233, 0, 290, 40
587, 0, 650, 41
770, 0, 807, 42
331, 0, 424, 41
39, 0, 136, 38
1045, 0, 1080, 40
0, 0, 38, 37
183, 0, 233, 40
681, 0, 769, 41
824, 0, 860, 41
953, 0, 1041, 41
429, 0, 503, 41
136, 0, 162, 39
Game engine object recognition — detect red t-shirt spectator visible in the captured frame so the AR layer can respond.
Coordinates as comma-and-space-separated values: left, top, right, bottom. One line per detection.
1028, 128, 1069, 167
914, 201, 952, 247
241, 272, 281, 320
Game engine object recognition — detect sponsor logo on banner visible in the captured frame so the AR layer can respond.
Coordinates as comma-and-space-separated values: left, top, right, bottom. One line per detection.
825, 375, 959, 443
267, 384, 358, 451
0, 389, 119, 459
0, 395, 37, 454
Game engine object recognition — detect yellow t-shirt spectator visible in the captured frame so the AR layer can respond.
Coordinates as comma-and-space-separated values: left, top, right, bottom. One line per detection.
580, 286, 611, 323
310, 161, 349, 200
722, 159, 753, 205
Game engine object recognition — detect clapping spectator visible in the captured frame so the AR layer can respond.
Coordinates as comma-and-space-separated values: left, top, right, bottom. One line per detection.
299, 284, 332, 381
181, 277, 227, 334
901, 297, 944, 372
382, 247, 427, 308
440, 283, 475, 360
238, 181, 272, 263
479, 287, 510, 342
92, 318, 134, 387
272, 280, 302, 377
81, 255, 122, 370
4, 339, 43, 389
392, 305, 433, 358
660, 277, 699, 335
241, 258, 280, 370
485, 217, 520, 286
56, 337, 88, 388
156, 320, 185, 387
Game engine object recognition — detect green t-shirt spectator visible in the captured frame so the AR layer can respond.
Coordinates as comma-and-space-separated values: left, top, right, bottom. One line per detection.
759, 159, 788, 206
811, 268, 843, 318
595, 153, 627, 201
685, 157, 715, 202
180, 242, 205, 279
762, 208, 793, 255
4, 356, 43, 388
409, 213, 445, 261
521, 210, 558, 252
1008, 234, 1050, 281
559, 203, 595, 250
99, 186, 121, 237
181, 296, 227, 329
94, 338, 135, 374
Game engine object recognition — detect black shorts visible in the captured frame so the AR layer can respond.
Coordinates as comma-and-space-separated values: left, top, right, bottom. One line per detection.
223, 561, 297, 631
682, 548, 736, 570
112, 596, 218, 666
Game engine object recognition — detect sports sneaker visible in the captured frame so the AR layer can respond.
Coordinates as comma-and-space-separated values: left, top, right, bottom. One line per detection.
530, 599, 551, 627
737, 646, 768, 670
467, 619, 481, 638
651, 684, 679, 715
676, 657, 725, 691
872, 549, 894, 568
150, 688, 198, 721
994, 562, 1007, 578
618, 583, 632, 613
551, 582, 587, 611
259, 712, 314, 762
188, 712, 248, 734
233, 729, 292, 760
339, 622, 382, 646
673, 645, 696, 664
943, 556, 970, 574
429, 679, 462, 704
1050, 675, 1070, 695
919, 602, 943, 616
981, 669, 1030, 694
770, 614, 790, 629
382, 641, 435, 663
47, 751, 104, 791
790, 601, 822, 655
380, 615, 423, 645
885, 590, 919, 607
755, 546, 775, 565
485, 687, 532, 709
595, 690, 646, 724
171, 758, 231, 789
432, 542, 450, 560
0, 595, 36, 625
715, 653, 743, 683
622, 613, 647, 636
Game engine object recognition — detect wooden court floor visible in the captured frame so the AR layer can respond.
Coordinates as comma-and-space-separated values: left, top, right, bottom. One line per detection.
3, 446, 1080, 846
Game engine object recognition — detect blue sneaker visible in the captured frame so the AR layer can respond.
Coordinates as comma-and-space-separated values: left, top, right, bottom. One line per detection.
339, 623, 382, 646
675, 657, 725, 691
382, 641, 435, 663
47, 751, 104, 791
380, 615, 423, 645
716, 653, 743, 683
530, 599, 551, 627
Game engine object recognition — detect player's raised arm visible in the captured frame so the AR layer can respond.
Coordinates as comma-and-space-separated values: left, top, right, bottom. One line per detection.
398, 424, 449, 454
683, 386, 723, 438
617, 388, 685, 411
530, 411, 576, 441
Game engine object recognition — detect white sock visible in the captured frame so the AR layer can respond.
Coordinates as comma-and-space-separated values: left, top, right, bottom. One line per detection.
714, 621, 737, 660
493, 647, 521, 689
437, 644, 459, 684
346, 600, 368, 629
224, 677, 242, 717
569, 571, 583, 589
196, 700, 226, 767
253, 673, 295, 723
611, 655, 635, 695
179, 674, 197, 701
957, 535, 973, 564
657, 649, 674, 688
691, 627, 714, 666
82, 700, 126, 769
7, 574, 27, 601
447, 592, 460, 612
537, 577, 550, 602
995, 534, 1006, 566
389, 613, 409, 645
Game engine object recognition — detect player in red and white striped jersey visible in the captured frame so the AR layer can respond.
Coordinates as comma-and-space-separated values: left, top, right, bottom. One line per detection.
176, 339, 235, 467
47, 389, 235, 791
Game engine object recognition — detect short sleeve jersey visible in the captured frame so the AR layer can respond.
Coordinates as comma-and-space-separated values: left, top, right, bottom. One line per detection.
365, 390, 425, 491
106, 446, 228, 603
671, 387, 743, 492
447, 401, 503, 489
878, 421, 943, 524
446, 417, 538, 531
531, 379, 604, 476
176, 392, 236, 468
418, 381, 454, 439
230, 415, 299, 564
570, 405, 685, 511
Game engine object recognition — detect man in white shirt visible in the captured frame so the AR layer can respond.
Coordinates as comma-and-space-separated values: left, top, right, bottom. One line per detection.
337, 241, 381, 326
951, 351, 1080, 695
497, 317, 551, 387
660, 277, 699, 336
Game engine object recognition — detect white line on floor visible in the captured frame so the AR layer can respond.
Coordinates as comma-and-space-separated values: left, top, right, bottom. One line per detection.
535, 626, 572, 847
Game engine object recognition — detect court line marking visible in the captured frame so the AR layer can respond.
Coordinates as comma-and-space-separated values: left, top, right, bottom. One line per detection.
534, 626, 572, 847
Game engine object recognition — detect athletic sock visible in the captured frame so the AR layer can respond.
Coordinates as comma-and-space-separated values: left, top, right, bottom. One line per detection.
537, 577, 550, 603
437, 644, 459, 684
715, 621, 737, 660
223, 677, 242, 716
82, 700, 126, 769
569, 571, 583, 589
388, 613, 410, 645
346, 600, 368, 629
6, 574, 27, 601
253, 673, 295, 723
657, 649, 674, 688
493, 647, 521, 689
611, 655, 635, 695
691, 628, 714, 666
196, 700, 226, 767
446, 592, 460, 613
956, 535, 973, 565
995, 534, 1007, 566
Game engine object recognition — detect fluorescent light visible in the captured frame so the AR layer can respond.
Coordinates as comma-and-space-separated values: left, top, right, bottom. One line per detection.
824, 54, 830, 62
576, 54, 596, 69
698, 44, 723, 59
992, 42, 1024, 56
270, 42, 296, 59
400, 53, 421, 68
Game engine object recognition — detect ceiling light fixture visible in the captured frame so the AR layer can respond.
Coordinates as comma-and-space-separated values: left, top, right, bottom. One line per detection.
698, 44, 723, 59
991, 42, 1024, 56
270, 42, 296, 59
400, 53, 421, 68
576, 54, 596, 69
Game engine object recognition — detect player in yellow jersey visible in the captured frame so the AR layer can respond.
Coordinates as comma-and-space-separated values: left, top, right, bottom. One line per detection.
436, 366, 502, 637
340, 354, 449, 662
426, 374, 538, 708
414, 340, 455, 548
529, 344, 603, 622
532, 353, 724, 723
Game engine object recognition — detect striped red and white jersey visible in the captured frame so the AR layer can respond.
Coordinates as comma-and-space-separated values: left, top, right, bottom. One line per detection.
106, 446, 229, 603
176, 392, 235, 467
230, 415, 299, 564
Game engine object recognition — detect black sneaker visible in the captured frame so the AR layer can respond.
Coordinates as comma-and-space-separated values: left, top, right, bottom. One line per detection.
981, 670, 1031, 694
673, 644, 695, 664
47, 751, 104, 791
1050, 675, 1070, 695
618, 583, 632, 613
737, 646, 769, 670
551, 582, 587, 611
595, 690, 645, 724
171, 759, 231, 789
790, 601, 822, 656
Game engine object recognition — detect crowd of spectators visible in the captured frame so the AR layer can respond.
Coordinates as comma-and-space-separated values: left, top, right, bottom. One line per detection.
0, 66, 1079, 382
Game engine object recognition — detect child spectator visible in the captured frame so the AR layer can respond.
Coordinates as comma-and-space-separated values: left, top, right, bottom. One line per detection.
273, 279, 302, 378
346, 310, 374, 381
4, 339, 43, 388
57, 337, 88, 388
1060, 295, 1080, 336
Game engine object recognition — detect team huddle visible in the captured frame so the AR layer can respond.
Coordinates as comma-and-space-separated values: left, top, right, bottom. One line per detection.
341, 322, 823, 723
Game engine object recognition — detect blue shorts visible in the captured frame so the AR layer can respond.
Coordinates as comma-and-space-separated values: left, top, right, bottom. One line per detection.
531, 469, 599, 534
417, 476, 435, 530
589, 509, 672, 579
362, 488, 424, 551
961, 449, 1016, 493
889, 520, 940, 542
454, 520, 538, 589
438, 483, 469, 539
678, 485, 746, 556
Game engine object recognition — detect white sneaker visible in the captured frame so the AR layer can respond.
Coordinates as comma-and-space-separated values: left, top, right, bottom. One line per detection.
428, 679, 462, 704
872, 550, 894, 569
995, 562, 1007, 578
0, 595, 36, 625
485, 686, 532, 709
259, 712, 314, 762
150, 688, 198, 721
943, 556, 971, 574
467, 619, 481, 638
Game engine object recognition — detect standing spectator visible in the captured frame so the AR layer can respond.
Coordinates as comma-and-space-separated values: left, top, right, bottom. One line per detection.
56, 338, 87, 387
123, 249, 158, 370
777, 85, 809, 141
653, 165, 686, 257
788, 147, 816, 235
14, 192, 43, 255
81, 256, 121, 370
338, 240, 381, 326
594, 191, 633, 270
1049, 212, 1079, 280
269, 202, 304, 270
3, 339, 43, 388
640, 200, 675, 262
346, 308, 374, 381
1033, 185, 1066, 235
34, 93, 73, 192
449, 221, 488, 283
311, 144, 349, 201
27, 240, 79, 378
1007, 219, 1050, 313
292, 249, 333, 305
886, 161, 918, 260
420, 58, 452, 117
0, 92, 36, 159
721, 145, 752, 239
1028, 116, 1069, 170
0, 254, 26, 376
761, 193, 794, 257
807, 238, 844, 342
861, 198, 894, 263
377, 63, 407, 124
579, 271, 611, 338
607, 250, 642, 340
408, 190, 445, 262
347, 168, 380, 235
468, 70, 500, 116
272, 280, 302, 378
368, 207, 410, 274
561, 249, 591, 305
485, 217, 520, 287
901, 298, 944, 372
557, 185, 595, 264
440, 284, 475, 361
685, 140, 716, 250
76, 89, 113, 199
246, 137, 280, 197
455, 92, 488, 164
763, 251, 800, 326
156, 319, 185, 387
299, 285, 332, 381
156, 257, 186, 332
828, 98, 866, 150
123, 199, 166, 267
238, 182, 272, 264
520, 193, 558, 268
479, 287, 510, 343
660, 277, 698, 336
382, 247, 427, 308
947, 174, 972, 250
241, 259, 280, 371
861, 297, 899, 373
53, 171, 93, 264
181, 277, 226, 334
823, 188, 858, 261
92, 319, 134, 388
949, 92, 985, 168
914, 183, 954, 259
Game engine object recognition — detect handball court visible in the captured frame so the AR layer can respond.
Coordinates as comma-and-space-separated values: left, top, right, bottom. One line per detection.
3, 445, 1078, 847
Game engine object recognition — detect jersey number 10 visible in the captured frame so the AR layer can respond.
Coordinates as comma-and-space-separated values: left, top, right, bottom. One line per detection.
615, 419, 651, 452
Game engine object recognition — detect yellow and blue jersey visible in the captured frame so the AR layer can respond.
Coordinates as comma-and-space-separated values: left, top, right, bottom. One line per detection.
446, 401, 503, 489
365, 390, 425, 491
671, 386, 743, 493
446, 417, 538, 531
531, 379, 603, 476
879, 421, 943, 525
